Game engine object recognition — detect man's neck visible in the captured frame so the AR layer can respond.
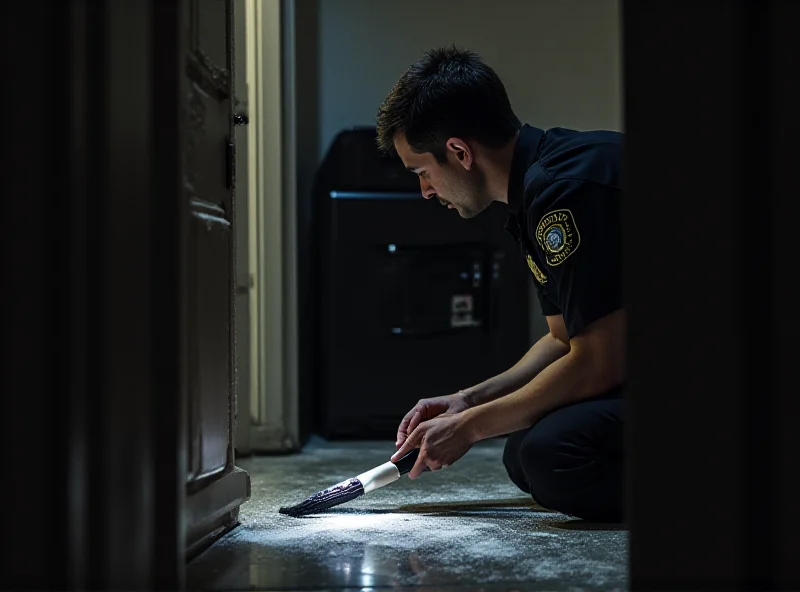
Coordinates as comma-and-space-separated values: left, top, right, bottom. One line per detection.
484, 131, 520, 205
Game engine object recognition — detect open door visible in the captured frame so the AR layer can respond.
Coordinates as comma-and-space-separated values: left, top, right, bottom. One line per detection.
183, 0, 251, 558
7, 0, 249, 586
232, 0, 254, 456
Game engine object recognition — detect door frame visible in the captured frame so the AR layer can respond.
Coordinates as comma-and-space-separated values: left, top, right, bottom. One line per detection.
238, 0, 300, 453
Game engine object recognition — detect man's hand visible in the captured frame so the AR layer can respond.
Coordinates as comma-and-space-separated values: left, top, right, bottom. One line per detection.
391, 413, 476, 479
395, 392, 471, 449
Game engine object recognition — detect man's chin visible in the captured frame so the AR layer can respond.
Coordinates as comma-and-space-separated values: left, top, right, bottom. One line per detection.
443, 198, 489, 219
456, 204, 483, 219
445, 203, 468, 218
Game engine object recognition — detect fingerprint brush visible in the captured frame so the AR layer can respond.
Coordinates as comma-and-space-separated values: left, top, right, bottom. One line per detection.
278, 448, 424, 517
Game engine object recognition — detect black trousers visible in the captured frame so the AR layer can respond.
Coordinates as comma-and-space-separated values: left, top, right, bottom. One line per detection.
502, 388, 624, 522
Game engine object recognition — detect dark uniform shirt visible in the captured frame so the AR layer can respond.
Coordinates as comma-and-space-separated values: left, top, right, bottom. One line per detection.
504, 125, 624, 339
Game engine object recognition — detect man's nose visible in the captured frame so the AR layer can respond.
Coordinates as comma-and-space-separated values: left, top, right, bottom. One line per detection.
420, 178, 436, 200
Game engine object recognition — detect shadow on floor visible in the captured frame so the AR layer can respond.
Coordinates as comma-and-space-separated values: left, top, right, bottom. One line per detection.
543, 518, 628, 532
291, 498, 558, 521
315, 499, 627, 532
396, 497, 553, 513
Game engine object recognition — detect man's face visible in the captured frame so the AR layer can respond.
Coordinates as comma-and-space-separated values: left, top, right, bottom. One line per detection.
393, 132, 492, 219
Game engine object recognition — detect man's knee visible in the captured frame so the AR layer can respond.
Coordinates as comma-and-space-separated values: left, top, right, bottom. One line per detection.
517, 424, 563, 491
501, 397, 625, 522
503, 422, 574, 499
516, 420, 591, 511
517, 420, 623, 522
502, 430, 530, 494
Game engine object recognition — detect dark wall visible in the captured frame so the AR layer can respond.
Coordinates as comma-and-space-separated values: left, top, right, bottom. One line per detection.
4, 0, 75, 585
3, 0, 185, 587
624, 0, 800, 589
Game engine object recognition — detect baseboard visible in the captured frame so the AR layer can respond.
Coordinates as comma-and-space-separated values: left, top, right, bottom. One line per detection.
186, 466, 251, 559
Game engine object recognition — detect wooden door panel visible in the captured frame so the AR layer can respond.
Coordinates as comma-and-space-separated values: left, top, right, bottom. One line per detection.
184, 82, 231, 212
191, 0, 229, 73
183, 0, 249, 557
184, 0, 235, 484
188, 201, 232, 479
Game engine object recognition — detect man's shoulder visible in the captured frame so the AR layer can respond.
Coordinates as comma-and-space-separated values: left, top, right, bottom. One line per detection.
522, 127, 624, 210
539, 127, 624, 184
544, 126, 624, 146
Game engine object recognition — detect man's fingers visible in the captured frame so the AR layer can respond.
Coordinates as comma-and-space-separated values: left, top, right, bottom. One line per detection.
395, 409, 417, 447
408, 453, 428, 479
391, 424, 422, 462
406, 410, 424, 437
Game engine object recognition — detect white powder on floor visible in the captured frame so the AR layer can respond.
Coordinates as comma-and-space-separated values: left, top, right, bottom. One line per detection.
219, 444, 628, 589
238, 511, 556, 549
219, 507, 624, 587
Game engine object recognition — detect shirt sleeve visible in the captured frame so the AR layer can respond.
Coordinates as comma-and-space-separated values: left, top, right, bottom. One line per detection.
535, 282, 562, 317
527, 179, 623, 338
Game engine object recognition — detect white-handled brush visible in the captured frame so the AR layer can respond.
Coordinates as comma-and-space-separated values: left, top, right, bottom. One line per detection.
279, 448, 427, 517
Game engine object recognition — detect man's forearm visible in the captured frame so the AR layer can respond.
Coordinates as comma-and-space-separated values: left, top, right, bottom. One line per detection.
461, 333, 570, 408
461, 348, 621, 441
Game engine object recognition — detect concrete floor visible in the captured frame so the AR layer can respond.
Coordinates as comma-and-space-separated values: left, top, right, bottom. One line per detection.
187, 437, 628, 591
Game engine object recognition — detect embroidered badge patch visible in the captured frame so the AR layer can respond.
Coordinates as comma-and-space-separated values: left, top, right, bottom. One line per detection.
535, 209, 581, 266
526, 254, 548, 284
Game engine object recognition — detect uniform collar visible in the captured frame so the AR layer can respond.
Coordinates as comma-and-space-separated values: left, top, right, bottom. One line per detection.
507, 124, 546, 213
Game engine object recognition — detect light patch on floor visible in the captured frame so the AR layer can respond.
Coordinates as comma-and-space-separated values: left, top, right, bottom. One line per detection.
187, 437, 628, 591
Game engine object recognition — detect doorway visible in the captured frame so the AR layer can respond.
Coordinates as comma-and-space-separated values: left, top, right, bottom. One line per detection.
234, 0, 301, 456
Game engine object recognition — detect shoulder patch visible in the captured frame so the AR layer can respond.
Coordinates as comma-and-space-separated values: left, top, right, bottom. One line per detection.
535, 209, 581, 266
526, 254, 547, 284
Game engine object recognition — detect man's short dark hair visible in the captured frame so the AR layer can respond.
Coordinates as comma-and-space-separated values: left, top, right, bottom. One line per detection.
376, 46, 522, 163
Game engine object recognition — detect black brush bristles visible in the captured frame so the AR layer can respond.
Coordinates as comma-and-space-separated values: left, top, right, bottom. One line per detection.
279, 478, 365, 517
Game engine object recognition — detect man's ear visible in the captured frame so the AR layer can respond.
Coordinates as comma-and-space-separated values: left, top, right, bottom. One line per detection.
446, 137, 474, 170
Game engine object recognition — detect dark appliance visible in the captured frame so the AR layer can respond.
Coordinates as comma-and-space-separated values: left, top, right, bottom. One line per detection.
311, 127, 530, 439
